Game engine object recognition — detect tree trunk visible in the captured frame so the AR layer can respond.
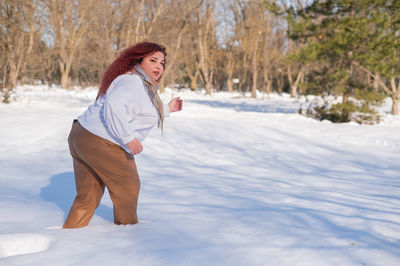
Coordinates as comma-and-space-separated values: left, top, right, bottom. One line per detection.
8, 63, 19, 91
265, 79, 272, 94
250, 30, 262, 98
343, 93, 350, 104
288, 65, 304, 98
251, 70, 257, 98
204, 82, 211, 94
61, 72, 70, 89
186, 66, 199, 91
197, 0, 216, 95
190, 76, 198, 91
226, 50, 235, 93
251, 50, 258, 98
60, 62, 71, 89
391, 95, 399, 115
2, 62, 16, 102
263, 69, 272, 94
227, 76, 233, 93
277, 73, 283, 94
390, 77, 400, 115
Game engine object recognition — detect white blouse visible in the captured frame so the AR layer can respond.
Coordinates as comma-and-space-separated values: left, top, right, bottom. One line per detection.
77, 74, 169, 153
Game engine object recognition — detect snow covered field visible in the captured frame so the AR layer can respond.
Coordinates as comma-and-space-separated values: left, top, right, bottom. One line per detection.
0, 85, 399, 266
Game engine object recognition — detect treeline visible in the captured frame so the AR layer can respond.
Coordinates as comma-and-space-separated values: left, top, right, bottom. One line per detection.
1, 0, 399, 122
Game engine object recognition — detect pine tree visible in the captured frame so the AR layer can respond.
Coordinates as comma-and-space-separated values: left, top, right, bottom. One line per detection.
266, 0, 399, 122
354, 0, 400, 115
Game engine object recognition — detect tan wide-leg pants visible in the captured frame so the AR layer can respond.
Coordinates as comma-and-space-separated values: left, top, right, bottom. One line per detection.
63, 120, 140, 228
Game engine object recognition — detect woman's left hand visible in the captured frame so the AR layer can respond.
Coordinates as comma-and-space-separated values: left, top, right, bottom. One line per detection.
168, 97, 183, 113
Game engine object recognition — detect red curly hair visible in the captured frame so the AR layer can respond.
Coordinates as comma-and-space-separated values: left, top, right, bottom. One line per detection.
97, 42, 167, 99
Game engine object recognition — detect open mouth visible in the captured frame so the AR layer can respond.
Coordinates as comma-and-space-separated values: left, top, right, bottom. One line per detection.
153, 71, 160, 76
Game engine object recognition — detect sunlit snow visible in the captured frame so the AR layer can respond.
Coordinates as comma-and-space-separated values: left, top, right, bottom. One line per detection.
0, 84, 399, 265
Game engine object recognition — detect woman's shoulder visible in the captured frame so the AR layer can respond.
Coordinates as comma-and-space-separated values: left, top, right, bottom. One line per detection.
114, 73, 142, 84
111, 73, 145, 91
107, 73, 145, 98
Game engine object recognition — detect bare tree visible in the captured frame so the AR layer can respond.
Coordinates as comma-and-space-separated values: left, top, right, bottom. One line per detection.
0, 0, 36, 102
43, 0, 96, 89
115, 0, 167, 48
197, 0, 217, 95
155, 1, 203, 91
260, 9, 286, 95
182, 34, 201, 90
221, 0, 241, 93
247, 1, 266, 98
232, 0, 266, 97
225, 45, 237, 93
231, 0, 248, 93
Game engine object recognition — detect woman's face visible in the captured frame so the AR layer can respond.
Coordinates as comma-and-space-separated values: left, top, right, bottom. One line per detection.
140, 51, 165, 85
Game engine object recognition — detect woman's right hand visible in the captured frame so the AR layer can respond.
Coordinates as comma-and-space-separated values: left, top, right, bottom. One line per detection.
168, 97, 183, 113
126, 138, 143, 155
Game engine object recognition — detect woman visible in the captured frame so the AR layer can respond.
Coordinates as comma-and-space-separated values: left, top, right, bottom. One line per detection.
63, 42, 182, 228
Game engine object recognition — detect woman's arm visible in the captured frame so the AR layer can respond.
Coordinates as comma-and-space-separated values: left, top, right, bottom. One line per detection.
103, 75, 144, 151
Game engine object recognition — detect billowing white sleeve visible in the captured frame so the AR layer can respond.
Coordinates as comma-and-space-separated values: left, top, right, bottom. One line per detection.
103, 76, 144, 144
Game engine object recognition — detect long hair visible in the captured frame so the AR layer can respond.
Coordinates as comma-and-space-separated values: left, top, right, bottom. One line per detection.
97, 42, 167, 99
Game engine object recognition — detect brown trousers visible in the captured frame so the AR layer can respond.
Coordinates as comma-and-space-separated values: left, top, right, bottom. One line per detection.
63, 120, 140, 228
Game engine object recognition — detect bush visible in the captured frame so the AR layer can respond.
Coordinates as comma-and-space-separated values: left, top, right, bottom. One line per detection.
300, 97, 381, 124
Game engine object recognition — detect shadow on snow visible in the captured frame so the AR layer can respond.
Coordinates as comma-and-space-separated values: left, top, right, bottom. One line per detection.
40, 172, 113, 223
186, 99, 299, 114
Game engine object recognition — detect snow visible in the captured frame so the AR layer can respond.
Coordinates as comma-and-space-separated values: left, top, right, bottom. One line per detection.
0, 84, 399, 266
